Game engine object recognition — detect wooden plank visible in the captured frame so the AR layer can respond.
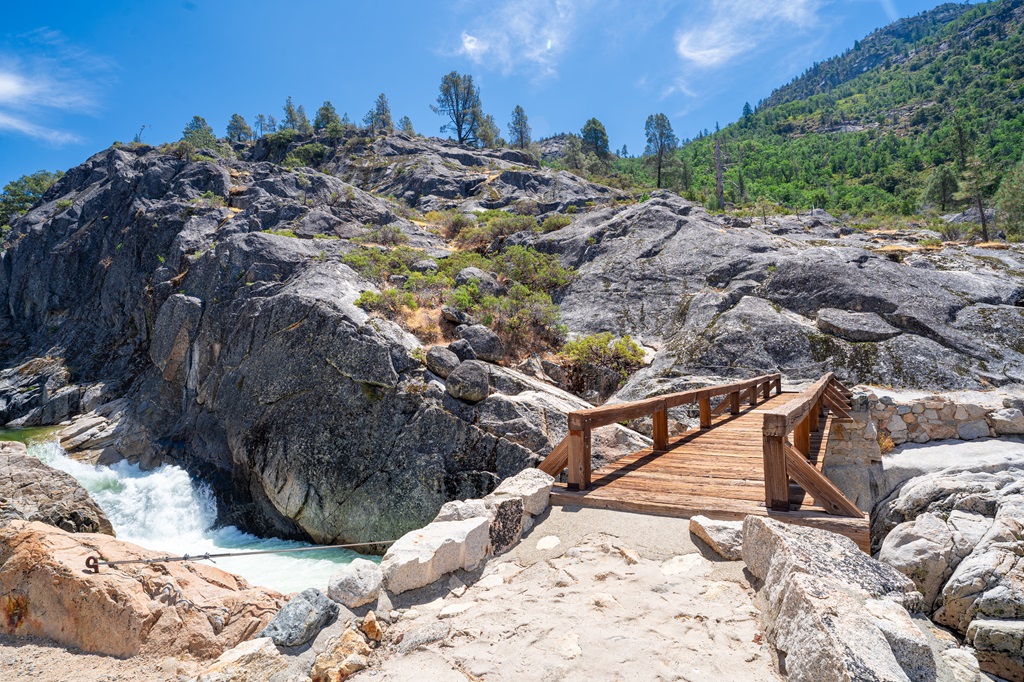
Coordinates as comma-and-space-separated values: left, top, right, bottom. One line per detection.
652, 408, 669, 451
711, 397, 731, 417
730, 390, 741, 415
582, 426, 592, 489
762, 434, 790, 511
810, 399, 821, 432
699, 397, 711, 428
568, 374, 781, 430
784, 443, 863, 517
566, 429, 586, 491
537, 437, 569, 476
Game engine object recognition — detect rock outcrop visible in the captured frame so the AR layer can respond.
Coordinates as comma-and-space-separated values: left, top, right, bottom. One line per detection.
876, 464, 1024, 679
527, 191, 1024, 393
742, 516, 978, 682
0, 441, 113, 535
0, 142, 645, 547
0, 520, 283, 659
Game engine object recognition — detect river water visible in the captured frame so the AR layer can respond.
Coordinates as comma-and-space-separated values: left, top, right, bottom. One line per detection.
23, 438, 367, 594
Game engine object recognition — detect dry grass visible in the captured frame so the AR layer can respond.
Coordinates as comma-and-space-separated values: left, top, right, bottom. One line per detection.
877, 433, 895, 454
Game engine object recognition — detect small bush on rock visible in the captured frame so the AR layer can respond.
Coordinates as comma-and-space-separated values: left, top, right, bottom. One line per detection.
541, 214, 572, 232
355, 289, 417, 319
562, 333, 645, 379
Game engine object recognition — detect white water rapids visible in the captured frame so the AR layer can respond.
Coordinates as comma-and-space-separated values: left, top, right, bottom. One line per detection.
27, 439, 369, 594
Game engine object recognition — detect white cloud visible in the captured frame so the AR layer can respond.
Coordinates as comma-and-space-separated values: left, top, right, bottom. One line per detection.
454, 0, 591, 78
0, 111, 80, 144
675, 0, 824, 68
0, 29, 112, 146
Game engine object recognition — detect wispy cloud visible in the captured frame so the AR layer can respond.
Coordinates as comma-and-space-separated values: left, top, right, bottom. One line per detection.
454, 0, 591, 79
0, 28, 113, 145
675, 0, 824, 69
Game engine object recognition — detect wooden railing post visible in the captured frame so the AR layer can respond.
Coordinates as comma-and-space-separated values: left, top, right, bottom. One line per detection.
699, 397, 711, 429
567, 429, 587, 490
810, 398, 821, 432
730, 390, 740, 415
653, 404, 669, 451
795, 412, 811, 455
762, 433, 789, 511
762, 381, 770, 400
750, 386, 758, 407
773, 376, 782, 395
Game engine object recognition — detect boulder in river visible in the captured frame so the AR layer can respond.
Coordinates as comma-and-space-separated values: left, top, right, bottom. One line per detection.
0, 520, 283, 658
0, 441, 113, 535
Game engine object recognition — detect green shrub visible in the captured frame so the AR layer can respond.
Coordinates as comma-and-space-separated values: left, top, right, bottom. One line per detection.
354, 289, 417, 319
561, 333, 645, 378
565, 205, 578, 214
283, 143, 327, 169
541, 214, 572, 232
490, 246, 575, 290
262, 228, 298, 238
456, 212, 537, 249
424, 209, 474, 239
355, 223, 409, 246
341, 245, 422, 283
264, 129, 299, 156
404, 272, 454, 306
919, 237, 942, 248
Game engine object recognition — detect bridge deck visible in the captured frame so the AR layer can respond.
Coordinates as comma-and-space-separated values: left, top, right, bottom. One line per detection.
550, 392, 870, 551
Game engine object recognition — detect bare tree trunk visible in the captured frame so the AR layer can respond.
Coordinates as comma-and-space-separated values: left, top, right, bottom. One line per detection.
656, 150, 663, 189
976, 194, 989, 242
715, 138, 724, 211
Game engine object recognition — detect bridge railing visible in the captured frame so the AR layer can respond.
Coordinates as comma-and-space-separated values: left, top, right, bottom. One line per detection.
760, 373, 862, 517
539, 373, 782, 490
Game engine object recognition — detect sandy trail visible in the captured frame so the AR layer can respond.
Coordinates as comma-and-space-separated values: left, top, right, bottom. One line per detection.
362, 507, 781, 682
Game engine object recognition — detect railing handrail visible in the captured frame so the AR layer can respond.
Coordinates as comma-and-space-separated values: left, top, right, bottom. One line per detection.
761, 372, 835, 438
567, 372, 781, 431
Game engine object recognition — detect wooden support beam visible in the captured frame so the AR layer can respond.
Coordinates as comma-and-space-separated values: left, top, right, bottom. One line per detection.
538, 437, 570, 476
652, 408, 668, 451
810, 399, 821, 432
763, 434, 790, 511
567, 429, 587, 490
582, 426, 592, 488
784, 444, 863, 517
699, 397, 711, 429
730, 390, 741, 415
711, 397, 731, 417
823, 388, 854, 421
794, 413, 811, 455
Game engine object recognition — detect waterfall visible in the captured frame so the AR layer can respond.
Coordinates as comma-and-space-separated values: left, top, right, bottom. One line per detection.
28, 439, 369, 594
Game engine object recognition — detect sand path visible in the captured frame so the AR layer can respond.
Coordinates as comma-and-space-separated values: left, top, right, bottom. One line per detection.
362, 507, 782, 682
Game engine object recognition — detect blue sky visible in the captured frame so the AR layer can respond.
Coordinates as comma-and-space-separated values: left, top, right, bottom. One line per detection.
1, 0, 974, 187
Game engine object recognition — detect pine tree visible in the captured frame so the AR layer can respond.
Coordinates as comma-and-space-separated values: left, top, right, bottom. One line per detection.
507, 105, 531, 149
364, 93, 393, 134
295, 105, 312, 134
314, 101, 341, 131
995, 160, 1024, 239
254, 114, 269, 138
644, 113, 678, 189
281, 96, 300, 130
956, 156, 995, 241
431, 71, 481, 145
924, 164, 959, 212
398, 116, 415, 136
477, 112, 503, 148
182, 115, 217, 148
564, 135, 583, 170
742, 102, 753, 118
266, 115, 278, 133
580, 118, 609, 158
226, 114, 253, 142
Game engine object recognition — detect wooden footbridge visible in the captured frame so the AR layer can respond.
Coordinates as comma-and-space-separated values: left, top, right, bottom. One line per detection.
538, 372, 870, 551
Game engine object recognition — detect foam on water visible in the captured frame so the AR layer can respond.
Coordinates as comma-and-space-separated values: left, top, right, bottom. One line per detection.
29, 439, 368, 594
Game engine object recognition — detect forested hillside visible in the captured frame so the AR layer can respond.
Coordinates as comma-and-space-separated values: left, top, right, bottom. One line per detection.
635, 0, 1024, 222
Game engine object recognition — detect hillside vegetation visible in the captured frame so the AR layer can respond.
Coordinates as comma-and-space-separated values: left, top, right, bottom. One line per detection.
667, 0, 1024, 222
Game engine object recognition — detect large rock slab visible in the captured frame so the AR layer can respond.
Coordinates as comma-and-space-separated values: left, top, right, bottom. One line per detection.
0, 520, 283, 659
743, 516, 921, 611
689, 515, 743, 561
966, 618, 1024, 681
742, 516, 935, 682
327, 558, 383, 609
380, 517, 490, 594
816, 308, 902, 342
259, 588, 338, 647
488, 468, 554, 517
0, 441, 114, 535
